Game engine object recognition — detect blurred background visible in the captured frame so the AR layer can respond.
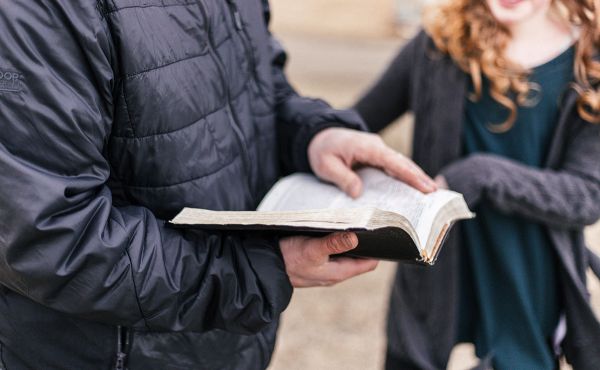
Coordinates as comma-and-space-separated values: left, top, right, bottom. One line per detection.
266, 1, 600, 369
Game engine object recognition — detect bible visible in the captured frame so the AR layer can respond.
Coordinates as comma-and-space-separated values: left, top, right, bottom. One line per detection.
170, 168, 474, 265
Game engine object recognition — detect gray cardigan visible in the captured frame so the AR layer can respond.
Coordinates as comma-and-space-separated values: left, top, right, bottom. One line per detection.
355, 31, 600, 369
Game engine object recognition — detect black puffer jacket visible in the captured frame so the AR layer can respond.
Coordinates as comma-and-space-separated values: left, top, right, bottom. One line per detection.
0, 1, 363, 369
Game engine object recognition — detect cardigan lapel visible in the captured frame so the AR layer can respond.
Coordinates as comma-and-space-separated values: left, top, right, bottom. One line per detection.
544, 89, 579, 168
413, 55, 467, 175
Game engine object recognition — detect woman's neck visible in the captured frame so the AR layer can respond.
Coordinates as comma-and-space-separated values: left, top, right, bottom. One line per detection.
505, 7, 577, 69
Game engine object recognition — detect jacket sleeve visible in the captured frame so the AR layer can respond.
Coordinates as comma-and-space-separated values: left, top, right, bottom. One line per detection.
261, 2, 367, 173
0, 1, 291, 334
441, 117, 600, 229
353, 31, 425, 133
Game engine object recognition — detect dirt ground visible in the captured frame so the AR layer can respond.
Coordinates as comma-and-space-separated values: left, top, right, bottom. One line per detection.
267, 2, 600, 369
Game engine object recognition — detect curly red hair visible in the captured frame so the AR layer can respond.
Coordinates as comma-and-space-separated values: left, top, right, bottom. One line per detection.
423, 0, 600, 132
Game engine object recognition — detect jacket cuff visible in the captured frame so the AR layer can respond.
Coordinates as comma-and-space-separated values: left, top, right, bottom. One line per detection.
243, 234, 293, 321
279, 96, 367, 173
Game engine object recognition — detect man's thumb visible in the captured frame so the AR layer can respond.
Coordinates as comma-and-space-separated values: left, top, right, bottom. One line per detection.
323, 232, 359, 256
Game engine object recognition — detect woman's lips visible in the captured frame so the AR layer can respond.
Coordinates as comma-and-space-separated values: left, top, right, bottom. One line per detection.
498, 0, 524, 8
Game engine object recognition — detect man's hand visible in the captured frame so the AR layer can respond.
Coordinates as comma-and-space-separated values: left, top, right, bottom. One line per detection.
280, 232, 378, 287
434, 174, 449, 190
308, 128, 437, 198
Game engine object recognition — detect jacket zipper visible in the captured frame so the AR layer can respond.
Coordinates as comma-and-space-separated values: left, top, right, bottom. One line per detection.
114, 326, 129, 370
198, 0, 255, 205
225, 0, 271, 105
226, 0, 243, 30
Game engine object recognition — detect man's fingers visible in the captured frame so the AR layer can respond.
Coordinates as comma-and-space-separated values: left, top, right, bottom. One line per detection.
322, 257, 379, 285
379, 151, 435, 193
434, 174, 449, 190
281, 232, 379, 288
304, 232, 359, 263
386, 159, 436, 193
317, 156, 363, 198
356, 143, 436, 193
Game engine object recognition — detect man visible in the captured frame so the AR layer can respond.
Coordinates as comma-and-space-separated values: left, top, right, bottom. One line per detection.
0, 1, 435, 369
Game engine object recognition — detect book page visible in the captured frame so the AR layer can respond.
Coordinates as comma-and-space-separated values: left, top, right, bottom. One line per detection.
258, 168, 463, 247
257, 173, 346, 211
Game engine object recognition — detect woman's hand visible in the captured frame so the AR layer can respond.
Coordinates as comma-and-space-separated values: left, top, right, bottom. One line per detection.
308, 127, 436, 198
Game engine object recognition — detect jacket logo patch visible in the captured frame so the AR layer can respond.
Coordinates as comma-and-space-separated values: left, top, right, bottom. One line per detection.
0, 70, 23, 92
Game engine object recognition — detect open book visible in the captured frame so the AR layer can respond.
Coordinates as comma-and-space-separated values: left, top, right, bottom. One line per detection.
171, 168, 474, 265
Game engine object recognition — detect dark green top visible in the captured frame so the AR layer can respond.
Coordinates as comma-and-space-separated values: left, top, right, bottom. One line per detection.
459, 46, 575, 370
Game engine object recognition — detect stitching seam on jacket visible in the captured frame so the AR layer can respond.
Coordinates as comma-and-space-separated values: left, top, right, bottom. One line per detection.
252, 109, 274, 118
112, 75, 251, 139
121, 83, 137, 135
122, 154, 240, 189
101, 2, 198, 16
111, 113, 213, 140
124, 233, 150, 330
0, 339, 7, 370
123, 51, 209, 80
121, 33, 232, 80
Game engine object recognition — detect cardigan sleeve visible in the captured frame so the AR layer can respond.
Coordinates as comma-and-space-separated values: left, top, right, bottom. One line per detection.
354, 30, 428, 132
441, 118, 600, 230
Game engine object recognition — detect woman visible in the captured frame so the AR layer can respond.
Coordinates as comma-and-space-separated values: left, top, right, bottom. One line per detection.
355, 0, 600, 369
